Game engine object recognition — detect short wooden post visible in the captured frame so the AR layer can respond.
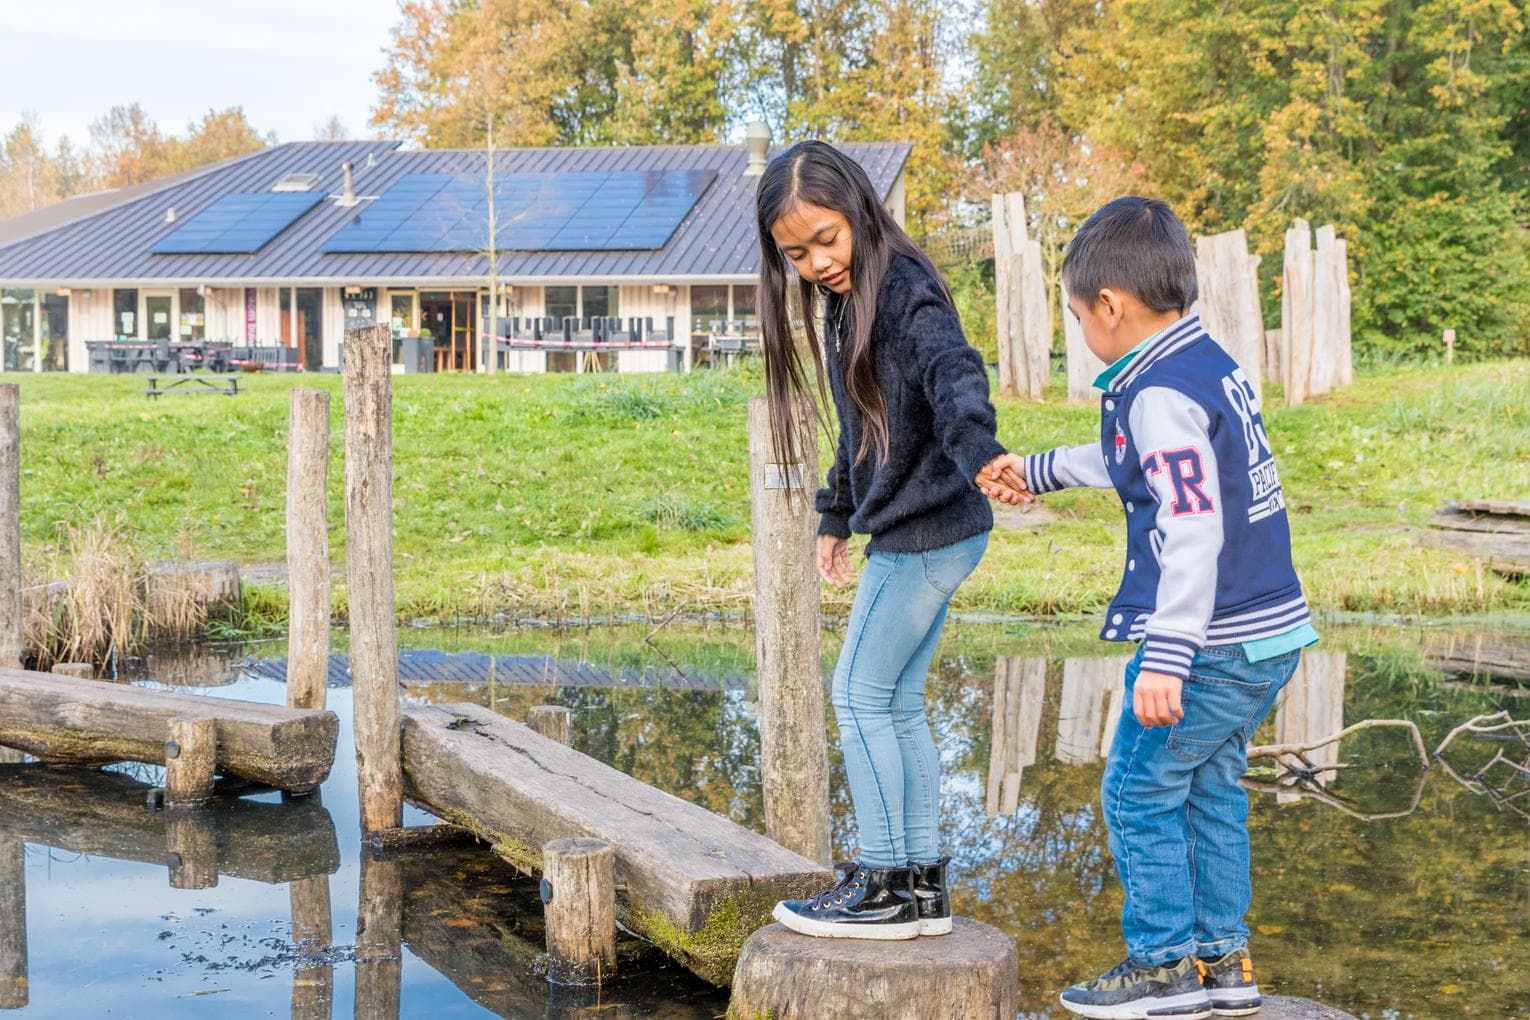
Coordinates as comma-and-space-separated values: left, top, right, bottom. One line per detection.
49, 662, 93, 679
345, 324, 402, 834
164, 717, 216, 809
289, 874, 334, 1020
1443, 328, 1456, 366
0, 385, 20, 670
286, 389, 331, 712
355, 851, 403, 1019
746, 397, 832, 866
542, 837, 617, 986
527, 705, 572, 745
165, 810, 217, 889
0, 837, 25, 1008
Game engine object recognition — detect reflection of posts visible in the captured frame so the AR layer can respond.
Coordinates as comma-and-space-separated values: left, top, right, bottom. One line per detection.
1273, 652, 1347, 802
344, 325, 402, 834
355, 852, 402, 1020
528, 705, 572, 746
165, 810, 217, 890
542, 838, 616, 987
286, 389, 331, 712
746, 397, 831, 865
289, 874, 333, 1020
986, 658, 1044, 816
0, 837, 25, 1009
1056, 658, 1117, 765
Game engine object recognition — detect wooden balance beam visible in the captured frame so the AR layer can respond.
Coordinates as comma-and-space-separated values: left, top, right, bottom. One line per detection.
0, 668, 337, 793
400, 703, 832, 986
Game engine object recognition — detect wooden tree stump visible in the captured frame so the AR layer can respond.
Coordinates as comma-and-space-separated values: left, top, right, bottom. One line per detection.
49, 662, 93, 679
542, 837, 617, 986
164, 718, 216, 809
728, 918, 1018, 1020
527, 705, 572, 746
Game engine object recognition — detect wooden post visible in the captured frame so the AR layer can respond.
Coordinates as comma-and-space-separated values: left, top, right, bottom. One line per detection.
345, 324, 402, 834
0, 838, 25, 1008
542, 837, 617, 986
1281, 220, 1315, 405
165, 810, 217, 889
1019, 233, 1051, 398
991, 194, 1047, 399
527, 705, 572, 746
49, 662, 92, 679
1062, 280, 1106, 401
0, 385, 19, 670
1195, 230, 1264, 399
1335, 237, 1353, 386
1274, 652, 1348, 804
355, 851, 402, 1019
289, 874, 334, 1020
991, 195, 1018, 396
1311, 224, 1340, 398
286, 389, 331, 711
1443, 328, 1456, 366
164, 717, 216, 810
746, 397, 832, 865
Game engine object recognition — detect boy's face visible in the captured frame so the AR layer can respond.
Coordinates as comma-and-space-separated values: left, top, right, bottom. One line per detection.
770, 202, 854, 294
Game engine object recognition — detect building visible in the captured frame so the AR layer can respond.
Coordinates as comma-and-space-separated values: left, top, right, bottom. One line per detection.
0, 130, 909, 375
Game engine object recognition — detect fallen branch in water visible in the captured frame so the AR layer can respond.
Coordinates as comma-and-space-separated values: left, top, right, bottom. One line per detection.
1247, 717, 1430, 778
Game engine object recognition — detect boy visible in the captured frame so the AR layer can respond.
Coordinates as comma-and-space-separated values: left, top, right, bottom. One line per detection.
983, 197, 1316, 1019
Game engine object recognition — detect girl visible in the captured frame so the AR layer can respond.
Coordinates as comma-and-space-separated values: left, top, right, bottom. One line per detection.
755, 140, 1028, 940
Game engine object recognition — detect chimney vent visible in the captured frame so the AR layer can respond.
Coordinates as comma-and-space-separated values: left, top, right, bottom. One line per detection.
743, 121, 771, 176
366, 152, 377, 168
339, 162, 357, 207
164, 207, 176, 223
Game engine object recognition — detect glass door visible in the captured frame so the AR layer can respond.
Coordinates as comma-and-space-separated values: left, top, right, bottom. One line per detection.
297, 288, 322, 371
144, 293, 173, 342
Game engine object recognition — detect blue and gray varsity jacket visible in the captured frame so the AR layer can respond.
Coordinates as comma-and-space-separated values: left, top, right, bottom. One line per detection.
1024, 313, 1311, 681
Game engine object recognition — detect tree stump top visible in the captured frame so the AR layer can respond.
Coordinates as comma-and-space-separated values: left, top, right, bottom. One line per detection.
729, 918, 1017, 1020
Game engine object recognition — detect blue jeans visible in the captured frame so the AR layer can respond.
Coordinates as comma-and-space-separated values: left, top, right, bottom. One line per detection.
1102, 642, 1301, 966
830, 532, 988, 868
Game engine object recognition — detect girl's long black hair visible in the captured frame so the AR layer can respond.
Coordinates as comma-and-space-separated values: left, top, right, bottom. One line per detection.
755, 140, 952, 476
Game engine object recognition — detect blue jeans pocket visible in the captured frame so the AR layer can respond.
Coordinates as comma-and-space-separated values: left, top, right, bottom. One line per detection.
920, 534, 988, 595
1165, 672, 1272, 763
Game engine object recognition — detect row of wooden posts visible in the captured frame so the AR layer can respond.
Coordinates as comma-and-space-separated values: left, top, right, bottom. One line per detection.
991, 194, 1356, 406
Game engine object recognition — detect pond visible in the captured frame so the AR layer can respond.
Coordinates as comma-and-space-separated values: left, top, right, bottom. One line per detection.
1, 620, 1526, 1018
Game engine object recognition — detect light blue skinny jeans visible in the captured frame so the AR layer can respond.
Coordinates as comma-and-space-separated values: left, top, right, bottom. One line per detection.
830, 531, 988, 868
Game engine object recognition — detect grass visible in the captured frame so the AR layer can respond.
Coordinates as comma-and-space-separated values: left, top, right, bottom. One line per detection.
11, 358, 1529, 625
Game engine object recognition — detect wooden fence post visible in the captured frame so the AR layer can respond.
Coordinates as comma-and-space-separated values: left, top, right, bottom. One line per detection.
0, 838, 24, 1008
542, 837, 617, 986
344, 325, 402, 834
991, 195, 1019, 396
355, 851, 402, 1019
1062, 281, 1107, 402
0, 385, 19, 670
527, 705, 572, 746
991, 194, 1049, 399
289, 874, 334, 1020
1281, 220, 1315, 406
1195, 229, 1265, 399
164, 717, 216, 809
286, 389, 331, 712
746, 397, 832, 866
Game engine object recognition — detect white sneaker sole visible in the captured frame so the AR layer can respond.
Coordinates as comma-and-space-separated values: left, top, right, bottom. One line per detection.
1210, 987, 1261, 1016
771, 902, 920, 940
918, 916, 953, 936
1057, 988, 1214, 1019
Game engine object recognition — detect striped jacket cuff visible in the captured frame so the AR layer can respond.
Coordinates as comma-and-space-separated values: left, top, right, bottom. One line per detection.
1140, 632, 1201, 682
1024, 450, 1064, 495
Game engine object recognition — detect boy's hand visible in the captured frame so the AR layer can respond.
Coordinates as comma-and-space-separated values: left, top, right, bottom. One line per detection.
817, 534, 854, 587
977, 453, 1035, 506
1134, 671, 1184, 727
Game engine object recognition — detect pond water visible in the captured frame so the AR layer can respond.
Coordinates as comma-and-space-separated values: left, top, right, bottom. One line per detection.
1, 621, 1527, 1018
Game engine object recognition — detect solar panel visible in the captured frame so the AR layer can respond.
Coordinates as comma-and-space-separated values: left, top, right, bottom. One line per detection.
150, 192, 324, 254
321, 170, 715, 253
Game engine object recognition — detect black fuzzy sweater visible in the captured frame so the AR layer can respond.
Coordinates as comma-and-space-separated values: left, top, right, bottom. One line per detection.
815, 254, 1006, 554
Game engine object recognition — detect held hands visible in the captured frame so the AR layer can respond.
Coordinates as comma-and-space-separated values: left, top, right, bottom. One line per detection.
817, 534, 854, 587
1133, 670, 1184, 728
976, 453, 1035, 506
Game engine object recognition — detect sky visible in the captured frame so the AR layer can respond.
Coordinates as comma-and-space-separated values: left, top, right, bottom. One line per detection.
0, 0, 401, 148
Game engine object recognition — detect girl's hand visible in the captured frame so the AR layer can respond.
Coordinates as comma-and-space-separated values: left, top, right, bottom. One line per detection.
816, 535, 853, 587
977, 453, 1034, 505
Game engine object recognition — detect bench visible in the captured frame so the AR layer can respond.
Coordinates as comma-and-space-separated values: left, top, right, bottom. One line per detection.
144, 374, 240, 398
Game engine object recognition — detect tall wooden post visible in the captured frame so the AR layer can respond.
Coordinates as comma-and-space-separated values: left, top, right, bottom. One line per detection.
1062, 281, 1106, 402
991, 194, 1048, 399
747, 397, 831, 865
1195, 229, 1265, 400
290, 874, 334, 1020
0, 838, 24, 1008
1281, 220, 1315, 406
286, 389, 331, 711
344, 325, 402, 834
355, 851, 402, 1019
542, 837, 617, 986
0, 385, 20, 669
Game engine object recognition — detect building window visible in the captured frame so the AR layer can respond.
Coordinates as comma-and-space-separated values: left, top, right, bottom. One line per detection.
732, 284, 757, 334
178, 288, 205, 341
113, 288, 138, 339
582, 286, 619, 319
389, 291, 417, 338
1, 290, 34, 371
41, 293, 68, 371
545, 286, 577, 321
689, 285, 729, 368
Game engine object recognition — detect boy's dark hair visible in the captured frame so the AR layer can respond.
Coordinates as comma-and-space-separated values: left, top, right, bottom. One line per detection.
1061, 197, 1198, 313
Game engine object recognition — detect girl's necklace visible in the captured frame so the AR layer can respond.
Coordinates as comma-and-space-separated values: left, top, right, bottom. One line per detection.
830, 295, 847, 356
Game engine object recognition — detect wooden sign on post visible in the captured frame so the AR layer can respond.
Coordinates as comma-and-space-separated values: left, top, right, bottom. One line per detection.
1444, 328, 1456, 365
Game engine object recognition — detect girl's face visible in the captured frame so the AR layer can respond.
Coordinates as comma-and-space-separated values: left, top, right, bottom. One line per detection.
769, 202, 854, 294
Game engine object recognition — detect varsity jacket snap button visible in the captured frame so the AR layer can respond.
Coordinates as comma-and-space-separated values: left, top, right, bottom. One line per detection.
1112, 613, 1124, 625
1105, 400, 1116, 411
1128, 559, 1136, 571
1125, 501, 1135, 512
1106, 628, 1118, 639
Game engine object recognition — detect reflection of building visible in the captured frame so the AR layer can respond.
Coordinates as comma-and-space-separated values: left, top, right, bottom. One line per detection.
0, 134, 907, 375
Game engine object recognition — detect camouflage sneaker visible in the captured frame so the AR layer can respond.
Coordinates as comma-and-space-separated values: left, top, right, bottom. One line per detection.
1059, 955, 1213, 1019
1200, 948, 1260, 1016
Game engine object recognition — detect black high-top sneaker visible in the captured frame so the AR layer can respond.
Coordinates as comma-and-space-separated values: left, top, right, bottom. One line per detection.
771, 861, 919, 940
912, 856, 952, 935
1199, 948, 1260, 1016
1058, 956, 1213, 1019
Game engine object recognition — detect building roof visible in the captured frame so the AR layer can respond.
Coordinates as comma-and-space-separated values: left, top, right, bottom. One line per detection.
0, 139, 910, 287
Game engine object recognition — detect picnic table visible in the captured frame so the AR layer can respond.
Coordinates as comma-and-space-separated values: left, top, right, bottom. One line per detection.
144, 374, 240, 399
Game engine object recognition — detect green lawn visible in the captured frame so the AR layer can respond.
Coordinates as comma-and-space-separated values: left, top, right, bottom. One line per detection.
12, 358, 1529, 622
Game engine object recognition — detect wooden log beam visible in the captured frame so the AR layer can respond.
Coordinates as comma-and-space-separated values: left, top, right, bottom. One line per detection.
1423, 631, 1530, 683
366, 823, 478, 854
0, 668, 337, 792
286, 388, 331, 712
400, 702, 832, 985
0, 764, 339, 884
543, 837, 617, 986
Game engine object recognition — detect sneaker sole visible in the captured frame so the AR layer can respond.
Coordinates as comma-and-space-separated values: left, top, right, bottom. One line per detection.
1211, 995, 1261, 1016
771, 902, 920, 940
918, 917, 953, 936
1057, 988, 1214, 1019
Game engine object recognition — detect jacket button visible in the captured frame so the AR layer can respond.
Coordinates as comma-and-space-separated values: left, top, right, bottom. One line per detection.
1105, 399, 1116, 411
1105, 628, 1118, 639
1128, 559, 1136, 571
1126, 501, 1135, 512
1112, 613, 1124, 625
